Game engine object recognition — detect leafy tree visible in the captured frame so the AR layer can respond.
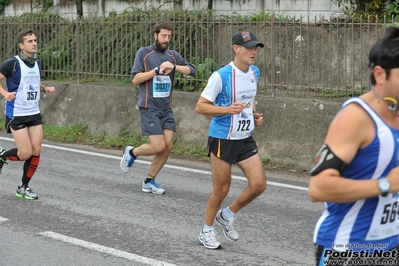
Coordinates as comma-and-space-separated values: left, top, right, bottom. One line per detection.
333, 0, 388, 20
386, 0, 399, 21
0, 0, 10, 12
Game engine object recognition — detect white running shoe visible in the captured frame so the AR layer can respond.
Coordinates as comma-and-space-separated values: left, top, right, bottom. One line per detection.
120, 146, 135, 174
215, 210, 239, 241
141, 180, 165, 195
197, 230, 222, 249
16, 185, 38, 200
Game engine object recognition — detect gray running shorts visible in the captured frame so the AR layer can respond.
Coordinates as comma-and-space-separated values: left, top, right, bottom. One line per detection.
139, 108, 176, 136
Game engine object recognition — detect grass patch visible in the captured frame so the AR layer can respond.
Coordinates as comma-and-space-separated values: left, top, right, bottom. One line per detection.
43, 123, 93, 143
0, 120, 299, 172
171, 144, 209, 162
261, 157, 298, 173
42, 123, 149, 149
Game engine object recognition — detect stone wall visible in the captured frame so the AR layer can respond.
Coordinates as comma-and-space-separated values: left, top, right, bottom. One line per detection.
0, 82, 344, 171
3, 0, 342, 20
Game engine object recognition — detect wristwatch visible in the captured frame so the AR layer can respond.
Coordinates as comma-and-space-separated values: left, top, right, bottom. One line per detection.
154, 67, 160, 75
378, 177, 390, 197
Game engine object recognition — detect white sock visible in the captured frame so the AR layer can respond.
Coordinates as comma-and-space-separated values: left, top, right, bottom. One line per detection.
222, 207, 236, 220
202, 224, 214, 233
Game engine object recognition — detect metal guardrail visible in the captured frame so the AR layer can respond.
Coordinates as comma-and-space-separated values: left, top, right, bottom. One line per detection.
0, 14, 395, 98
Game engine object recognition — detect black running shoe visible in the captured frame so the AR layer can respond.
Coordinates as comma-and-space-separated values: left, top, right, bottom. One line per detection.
0, 147, 7, 175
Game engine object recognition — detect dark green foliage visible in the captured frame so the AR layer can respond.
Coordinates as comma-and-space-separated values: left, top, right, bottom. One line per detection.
0, 9, 215, 85
0, 0, 10, 12
76, 8, 214, 82
386, 0, 399, 25
175, 57, 220, 91
333, 0, 399, 22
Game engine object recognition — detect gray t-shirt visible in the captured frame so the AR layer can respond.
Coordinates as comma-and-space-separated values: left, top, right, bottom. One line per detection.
131, 44, 195, 109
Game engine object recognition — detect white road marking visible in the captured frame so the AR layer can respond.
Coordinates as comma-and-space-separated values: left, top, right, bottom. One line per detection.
0, 136, 308, 191
0, 216, 9, 222
1, 136, 307, 264
39, 231, 178, 266
267, 181, 308, 191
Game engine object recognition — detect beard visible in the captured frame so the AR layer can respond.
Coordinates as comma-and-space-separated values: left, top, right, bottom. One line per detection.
155, 39, 168, 52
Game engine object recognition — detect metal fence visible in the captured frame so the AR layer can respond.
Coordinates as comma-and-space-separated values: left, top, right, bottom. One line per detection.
0, 13, 394, 98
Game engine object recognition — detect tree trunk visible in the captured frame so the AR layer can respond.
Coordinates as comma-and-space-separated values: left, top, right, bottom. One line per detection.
207, 0, 212, 10
75, 0, 83, 18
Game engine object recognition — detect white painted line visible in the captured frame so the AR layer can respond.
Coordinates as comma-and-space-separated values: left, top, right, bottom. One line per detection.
0, 136, 308, 191
267, 181, 308, 191
39, 231, 178, 266
0, 137, 15, 143
0, 216, 9, 222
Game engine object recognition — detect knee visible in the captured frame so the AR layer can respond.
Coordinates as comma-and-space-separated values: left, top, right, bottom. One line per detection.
151, 143, 165, 154
250, 180, 266, 195
164, 143, 173, 153
17, 150, 32, 161
32, 147, 41, 156
214, 185, 230, 199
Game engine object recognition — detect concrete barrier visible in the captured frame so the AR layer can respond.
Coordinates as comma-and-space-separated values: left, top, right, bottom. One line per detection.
0, 82, 345, 171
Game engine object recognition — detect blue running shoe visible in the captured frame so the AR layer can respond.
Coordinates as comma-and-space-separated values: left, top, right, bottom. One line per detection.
141, 179, 165, 195
120, 146, 135, 174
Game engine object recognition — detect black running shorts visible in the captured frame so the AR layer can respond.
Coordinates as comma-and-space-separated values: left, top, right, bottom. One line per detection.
139, 108, 176, 136
5, 113, 43, 133
207, 136, 258, 164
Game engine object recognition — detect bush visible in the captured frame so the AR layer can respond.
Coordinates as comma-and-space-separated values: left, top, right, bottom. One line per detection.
334, 0, 391, 21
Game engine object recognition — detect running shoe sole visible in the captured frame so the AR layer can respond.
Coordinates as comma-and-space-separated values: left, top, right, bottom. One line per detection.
141, 188, 166, 195
197, 237, 222, 249
16, 193, 38, 200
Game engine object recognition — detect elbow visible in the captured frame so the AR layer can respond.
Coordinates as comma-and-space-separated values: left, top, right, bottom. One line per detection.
308, 185, 323, 202
308, 193, 320, 203
196, 102, 205, 115
132, 79, 139, 86
195, 105, 201, 114
187, 63, 196, 76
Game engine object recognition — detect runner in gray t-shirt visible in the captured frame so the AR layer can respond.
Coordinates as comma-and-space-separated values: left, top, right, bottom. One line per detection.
120, 20, 195, 195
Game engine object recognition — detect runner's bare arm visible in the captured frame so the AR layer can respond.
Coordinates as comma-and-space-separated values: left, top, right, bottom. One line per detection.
309, 104, 383, 202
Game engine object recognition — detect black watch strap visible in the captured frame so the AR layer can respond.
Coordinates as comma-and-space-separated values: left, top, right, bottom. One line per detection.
154, 67, 160, 75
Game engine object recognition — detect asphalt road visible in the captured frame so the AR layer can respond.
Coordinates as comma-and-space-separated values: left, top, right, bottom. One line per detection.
0, 134, 323, 266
